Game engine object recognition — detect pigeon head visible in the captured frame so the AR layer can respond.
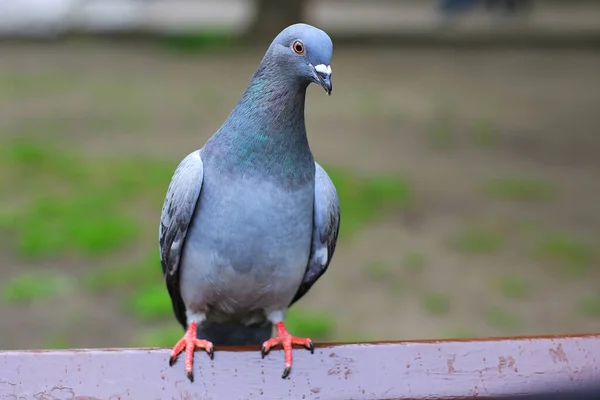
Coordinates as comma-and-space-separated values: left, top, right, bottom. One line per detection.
266, 23, 333, 95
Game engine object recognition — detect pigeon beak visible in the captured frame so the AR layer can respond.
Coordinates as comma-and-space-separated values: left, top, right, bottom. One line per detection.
312, 64, 332, 95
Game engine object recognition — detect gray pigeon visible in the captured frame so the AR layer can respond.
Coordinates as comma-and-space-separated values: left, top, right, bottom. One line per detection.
159, 23, 340, 382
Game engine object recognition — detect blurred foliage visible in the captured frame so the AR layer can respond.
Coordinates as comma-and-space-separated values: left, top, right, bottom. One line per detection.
159, 30, 240, 54
484, 176, 557, 202
284, 308, 336, 341
576, 295, 600, 318
469, 120, 499, 148
16, 194, 139, 258
442, 330, 478, 340
533, 232, 595, 276
127, 283, 174, 321
42, 334, 72, 350
493, 276, 531, 300
327, 168, 412, 237
0, 73, 80, 99
2, 271, 74, 304
421, 293, 451, 316
427, 100, 457, 151
453, 227, 504, 254
363, 260, 392, 282
0, 140, 153, 259
138, 325, 184, 348
401, 252, 426, 272
485, 306, 522, 333
84, 251, 162, 292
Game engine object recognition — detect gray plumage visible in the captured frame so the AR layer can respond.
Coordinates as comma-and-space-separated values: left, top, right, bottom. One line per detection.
159, 23, 339, 347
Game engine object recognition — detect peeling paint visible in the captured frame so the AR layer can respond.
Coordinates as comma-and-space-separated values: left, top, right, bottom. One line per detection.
447, 358, 456, 374
550, 343, 569, 364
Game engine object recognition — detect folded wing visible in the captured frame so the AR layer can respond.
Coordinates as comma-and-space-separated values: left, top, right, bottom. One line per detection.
159, 150, 204, 329
290, 162, 340, 306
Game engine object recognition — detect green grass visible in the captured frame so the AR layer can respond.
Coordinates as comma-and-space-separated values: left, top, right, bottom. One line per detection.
421, 293, 451, 316
42, 334, 72, 350
469, 120, 498, 148
442, 330, 478, 339
427, 119, 455, 151
0, 139, 168, 259
453, 228, 504, 254
2, 272, 74, 304
138, 325, 184, 348
126, 283, 173, 321
533, 232, 595, 276
328, 167, 412, 237
576, 295, 600, 318
402, 252, 426, 272
427, 101, 455, 151
484, 176, 557, 202
338, 333, 374, 343
0, 72, 80, 99
87, 79, 148, 106
285, 308, 336, 341
485, 306, 521, 332
84, 251, 163, 292
111, 156, 176, 201
2, 138, 86, 183
363, 260, 391, 281
0, 204, 18, 229
493, 276, 531, 300
15, 194, 139, 259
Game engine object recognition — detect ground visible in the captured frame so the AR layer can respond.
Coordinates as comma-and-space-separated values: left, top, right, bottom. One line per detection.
0, 41, 599, 351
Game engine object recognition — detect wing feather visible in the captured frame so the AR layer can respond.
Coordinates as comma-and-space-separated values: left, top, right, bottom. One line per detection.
289, 162, 340, 306
158, 150, 204, 329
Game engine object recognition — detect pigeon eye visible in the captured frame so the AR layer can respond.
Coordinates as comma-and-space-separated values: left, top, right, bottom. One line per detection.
292, 40, 305, 55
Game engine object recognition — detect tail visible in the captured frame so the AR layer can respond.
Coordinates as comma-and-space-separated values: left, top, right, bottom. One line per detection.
197, 321, 273, 346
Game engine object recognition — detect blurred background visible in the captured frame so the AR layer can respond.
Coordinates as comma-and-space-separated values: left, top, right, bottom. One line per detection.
1, 0, 599, 351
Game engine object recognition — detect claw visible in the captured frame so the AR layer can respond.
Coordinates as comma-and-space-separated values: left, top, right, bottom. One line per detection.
168, 321, 214, 382
260, 321, 314, 379
261, 345, 268, 359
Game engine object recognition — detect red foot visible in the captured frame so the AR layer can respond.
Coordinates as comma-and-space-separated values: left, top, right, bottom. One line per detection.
168, 321, 214, 382
261, 321, 314, 379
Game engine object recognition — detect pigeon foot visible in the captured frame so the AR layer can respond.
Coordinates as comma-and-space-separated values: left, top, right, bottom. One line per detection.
261, 321, 314, 379
168, 321, 214, 382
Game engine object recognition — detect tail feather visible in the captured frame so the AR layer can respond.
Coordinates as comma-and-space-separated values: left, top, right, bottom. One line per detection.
197, 321, 273, 346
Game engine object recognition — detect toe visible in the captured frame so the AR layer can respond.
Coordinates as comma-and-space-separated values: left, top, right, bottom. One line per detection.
168, 337, 188, 367
261, 344, 268, 358
261, 337, 282, 357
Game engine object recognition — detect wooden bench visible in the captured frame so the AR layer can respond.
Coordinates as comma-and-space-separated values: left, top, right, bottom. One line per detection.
1, 334, 599, 399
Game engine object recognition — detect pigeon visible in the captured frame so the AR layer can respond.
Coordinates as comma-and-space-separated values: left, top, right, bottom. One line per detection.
159, 23, 340, 382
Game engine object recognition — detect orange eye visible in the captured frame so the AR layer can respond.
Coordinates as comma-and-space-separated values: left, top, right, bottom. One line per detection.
292, 40, 304, 55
